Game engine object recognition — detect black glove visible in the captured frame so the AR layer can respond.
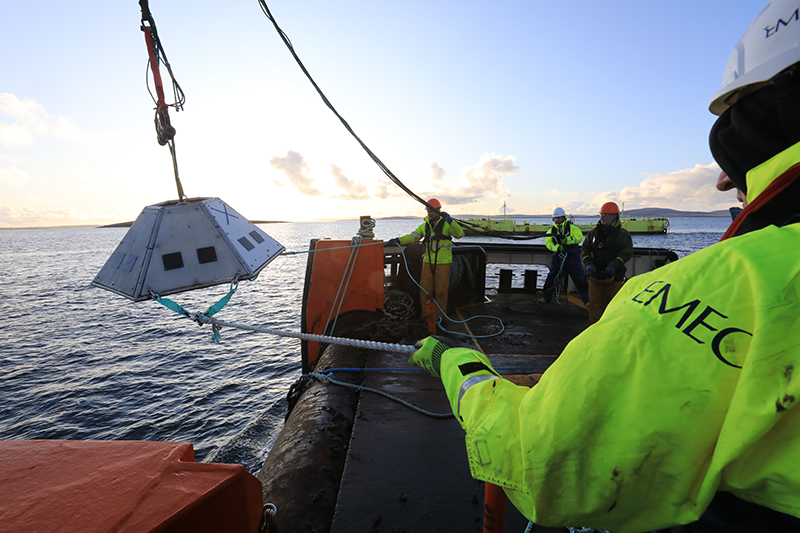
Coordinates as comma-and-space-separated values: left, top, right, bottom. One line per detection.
604, 265, 616, 278
585, 264, 597, 277
387, 238, 401, 246
442, 211, 453, 224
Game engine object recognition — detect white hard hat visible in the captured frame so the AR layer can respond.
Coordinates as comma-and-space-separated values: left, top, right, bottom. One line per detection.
552, 207, 566, 217
710, 0, 800, 115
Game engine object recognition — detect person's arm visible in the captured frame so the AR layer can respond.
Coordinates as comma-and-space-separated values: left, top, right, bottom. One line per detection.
545, 227, 559, 252
449, 218, 464, 239
611, 229, 634, 269
581, 231, 594, 267
567, 224, 584, 246
397, 221, 426, 245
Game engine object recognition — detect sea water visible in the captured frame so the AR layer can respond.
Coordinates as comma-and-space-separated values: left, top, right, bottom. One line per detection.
0, 216, 733, 473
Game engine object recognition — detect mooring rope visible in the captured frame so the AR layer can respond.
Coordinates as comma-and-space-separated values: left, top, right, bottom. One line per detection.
192, 314, 416, 353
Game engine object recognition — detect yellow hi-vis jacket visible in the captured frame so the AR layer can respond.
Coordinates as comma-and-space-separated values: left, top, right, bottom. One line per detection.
439, 145, 800, 532
544, 219, 583, 253
398, 216, 464, 264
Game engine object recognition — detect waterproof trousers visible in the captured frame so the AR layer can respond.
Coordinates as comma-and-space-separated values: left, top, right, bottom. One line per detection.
419, 262, 450, 318
540, 248, 589, 303
587, 278, 624, 325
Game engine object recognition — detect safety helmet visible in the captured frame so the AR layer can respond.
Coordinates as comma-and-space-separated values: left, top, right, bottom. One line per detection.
600, 202, 620, 214
709, 0, 800, 115
552, 207, 566, 218
427, 198, 442, 209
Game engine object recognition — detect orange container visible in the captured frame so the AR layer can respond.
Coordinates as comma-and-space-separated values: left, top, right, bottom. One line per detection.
302, 239, 385, 372
0, 440, 263, 533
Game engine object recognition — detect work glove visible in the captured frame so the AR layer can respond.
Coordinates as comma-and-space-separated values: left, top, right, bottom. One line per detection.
442, 211, 453, 224
409, 336, 456, 377
604, 265, 616, 278
386, 238, 401, 246
585, 264, 597, 277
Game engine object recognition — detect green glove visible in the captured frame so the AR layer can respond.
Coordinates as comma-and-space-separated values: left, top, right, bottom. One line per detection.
409, 336, 456, 377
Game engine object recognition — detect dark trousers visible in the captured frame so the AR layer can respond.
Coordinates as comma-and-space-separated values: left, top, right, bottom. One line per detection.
540, 246, 588, 303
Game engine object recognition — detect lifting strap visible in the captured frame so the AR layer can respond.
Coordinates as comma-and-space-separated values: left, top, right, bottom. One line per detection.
139, 0, 187, 200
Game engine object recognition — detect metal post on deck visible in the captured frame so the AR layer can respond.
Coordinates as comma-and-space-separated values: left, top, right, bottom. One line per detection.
483, 482, 507, 532
427, 297, 437, 334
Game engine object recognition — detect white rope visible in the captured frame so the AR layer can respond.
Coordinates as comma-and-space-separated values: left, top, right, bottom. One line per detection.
193, 314, 416, 354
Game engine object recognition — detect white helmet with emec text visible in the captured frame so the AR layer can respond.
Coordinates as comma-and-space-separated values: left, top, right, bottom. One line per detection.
552, 207, 566, 218
710, 0, 800, 115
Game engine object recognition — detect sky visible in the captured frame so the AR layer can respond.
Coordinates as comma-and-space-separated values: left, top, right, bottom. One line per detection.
1, 1, 766, 227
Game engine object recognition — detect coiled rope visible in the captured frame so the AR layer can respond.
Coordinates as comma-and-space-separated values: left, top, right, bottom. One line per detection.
391, 244, 505, 338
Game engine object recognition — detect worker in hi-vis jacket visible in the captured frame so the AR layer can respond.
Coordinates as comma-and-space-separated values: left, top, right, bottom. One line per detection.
388, 198, 463, 320
409, 1, 800, 531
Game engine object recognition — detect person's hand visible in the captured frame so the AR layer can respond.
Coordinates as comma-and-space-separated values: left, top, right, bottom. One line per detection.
585, 264, 597, 277
604, 265, 615, 278
409, 336, 456, 377
442, 211, 453, 224
557, 244, 565, 253
386, 238, 401, 246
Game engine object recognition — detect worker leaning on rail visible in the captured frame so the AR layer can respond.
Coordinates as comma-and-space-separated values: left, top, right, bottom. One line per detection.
580, 201, 633, 325
410, 2, 800, 531
388, 198, 464, 319
537, 207, 589, 305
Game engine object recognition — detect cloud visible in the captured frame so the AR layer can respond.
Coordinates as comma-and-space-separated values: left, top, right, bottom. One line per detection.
0, 165, 34, 187
427, 153, 517, 206
558, 163, 736, 213
269, 150, 323, 196
0, 205, 91, 227
430, 162, 446, 182
374, 180, 406, 200
330, 164, 370, 200
0, 93, 87, 148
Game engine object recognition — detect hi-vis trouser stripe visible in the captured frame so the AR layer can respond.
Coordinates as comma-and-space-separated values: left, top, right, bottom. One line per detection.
458, 375, 499, 417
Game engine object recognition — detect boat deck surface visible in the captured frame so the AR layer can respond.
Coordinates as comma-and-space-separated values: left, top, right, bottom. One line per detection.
330, 292, 589, 532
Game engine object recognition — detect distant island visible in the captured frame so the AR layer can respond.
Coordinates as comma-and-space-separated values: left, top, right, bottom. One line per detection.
98, 220, 288, 228
92, 208, 730, 229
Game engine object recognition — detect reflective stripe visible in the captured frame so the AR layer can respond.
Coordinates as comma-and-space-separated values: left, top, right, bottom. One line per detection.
457, 375, 499, 417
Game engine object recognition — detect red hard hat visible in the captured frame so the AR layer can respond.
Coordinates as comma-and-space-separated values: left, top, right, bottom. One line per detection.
427, 198, 442, 209
600, 202, 620, 214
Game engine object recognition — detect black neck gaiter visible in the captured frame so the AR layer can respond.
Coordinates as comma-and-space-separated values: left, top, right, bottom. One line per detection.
709, 78, 800, 193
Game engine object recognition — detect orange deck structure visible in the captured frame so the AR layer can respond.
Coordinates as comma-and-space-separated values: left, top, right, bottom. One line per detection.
0, 440, 263, 533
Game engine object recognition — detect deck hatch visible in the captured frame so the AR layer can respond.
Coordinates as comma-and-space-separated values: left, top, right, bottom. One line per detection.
197, 246, 218, 264
162, 252, 184, 271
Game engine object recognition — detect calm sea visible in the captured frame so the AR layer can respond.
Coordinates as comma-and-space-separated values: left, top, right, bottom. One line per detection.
0, 216, 733, 473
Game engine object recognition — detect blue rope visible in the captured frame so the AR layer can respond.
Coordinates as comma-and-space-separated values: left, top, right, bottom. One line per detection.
321, 366, 551, 374
308, 371, 453, 418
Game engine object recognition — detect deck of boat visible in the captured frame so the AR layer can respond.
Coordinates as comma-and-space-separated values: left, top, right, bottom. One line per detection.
272, 292, 588, 532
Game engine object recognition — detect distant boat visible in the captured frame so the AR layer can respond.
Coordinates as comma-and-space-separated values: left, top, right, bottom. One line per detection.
460, 215, 669, 236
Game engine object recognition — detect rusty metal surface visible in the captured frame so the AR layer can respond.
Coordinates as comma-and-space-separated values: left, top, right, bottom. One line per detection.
258, 344, 366, 533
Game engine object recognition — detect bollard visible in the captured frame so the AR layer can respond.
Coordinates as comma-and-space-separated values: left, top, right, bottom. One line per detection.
426, 297, 437, 334
483, 482, 507, 532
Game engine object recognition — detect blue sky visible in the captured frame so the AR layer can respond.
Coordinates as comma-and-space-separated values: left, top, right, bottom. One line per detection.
1, 1, 762, 227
